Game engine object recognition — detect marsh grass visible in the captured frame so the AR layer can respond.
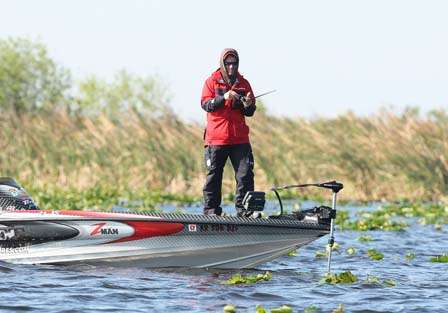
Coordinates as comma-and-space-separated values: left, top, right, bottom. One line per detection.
2, 108, 448, 209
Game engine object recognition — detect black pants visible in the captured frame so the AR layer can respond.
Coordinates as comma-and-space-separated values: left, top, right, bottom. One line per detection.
203, 143, 254, 212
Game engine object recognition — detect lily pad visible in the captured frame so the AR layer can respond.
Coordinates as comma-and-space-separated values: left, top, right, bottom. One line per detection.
383, 279, 397, 287
224, 272, 272, 285
357, 235, 373, 242
270, 305, 293, 313
321, 271, 358, 284
430, 254, 448, 263
304, 305, 319, 313
405, 251, 415, 261
223, 304, 236, 313
315, 250, 327, 258
287, 249, 297, 257
367, 249, 384, 261
346, 247, 356, 255
363, 274, 381, 285
255, 304, 266, 313
332, 304, 345, 313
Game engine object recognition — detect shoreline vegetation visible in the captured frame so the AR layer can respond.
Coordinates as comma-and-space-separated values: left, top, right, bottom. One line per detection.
2, 37, 448, 212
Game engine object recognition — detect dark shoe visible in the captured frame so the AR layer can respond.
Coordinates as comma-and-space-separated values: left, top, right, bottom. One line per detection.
204, 207, 222, 216
237, 208, 262, 218
236, 208, 251, 218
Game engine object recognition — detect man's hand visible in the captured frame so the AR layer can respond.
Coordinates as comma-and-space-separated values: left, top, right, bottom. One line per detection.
224, 90, 240, 100
242, 92, 255, 107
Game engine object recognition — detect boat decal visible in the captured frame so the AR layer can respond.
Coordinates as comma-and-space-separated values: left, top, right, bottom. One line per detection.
188, 224, 197, 232
0, 227, 15, 240
111, 221, 184, 243
0, 244, 30, 255
90, 222, 108, 236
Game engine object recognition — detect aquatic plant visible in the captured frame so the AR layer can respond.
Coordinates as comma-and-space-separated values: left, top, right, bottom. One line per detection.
304, 305, 319, 313
287, 249, 297, 257
270, 305, 293, 313
321, 271, 358, 284
26, 184, 197, 212
223, 304, 237, 313
332, 304, 345, 313
357, 235, 373, 242
224, 272, 272, 285
362, 275, 396, 287
363, 274, 381, 285
346, 247, 357, 255
327, 242, 340, 251
381, 203, 448, 225
339, 210, 408, 231
315, 250, 327, 259
383, 279, 397, 287
255, 305, 267, 313
405, 251, 416, 261
430, 254, 448, 263
367, 249, 384, 261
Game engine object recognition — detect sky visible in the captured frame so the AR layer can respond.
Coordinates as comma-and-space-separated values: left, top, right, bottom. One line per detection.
1, 0, 447, 122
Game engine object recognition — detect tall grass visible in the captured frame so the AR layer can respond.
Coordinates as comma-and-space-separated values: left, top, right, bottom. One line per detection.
1, 108, 448, 206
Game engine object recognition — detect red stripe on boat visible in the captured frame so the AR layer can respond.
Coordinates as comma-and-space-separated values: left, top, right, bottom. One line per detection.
10, 210, 145, 219
112, 221, 184, 243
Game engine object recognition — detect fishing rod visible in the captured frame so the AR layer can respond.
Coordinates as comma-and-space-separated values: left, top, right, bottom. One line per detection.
254, 89, 276, 99
240, 89, 276, 104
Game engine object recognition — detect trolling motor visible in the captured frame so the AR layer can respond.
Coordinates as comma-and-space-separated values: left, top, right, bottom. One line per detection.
270, 181, 343, 275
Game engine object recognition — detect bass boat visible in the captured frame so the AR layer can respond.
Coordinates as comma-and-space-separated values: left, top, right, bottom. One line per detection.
0, 177, 342, 269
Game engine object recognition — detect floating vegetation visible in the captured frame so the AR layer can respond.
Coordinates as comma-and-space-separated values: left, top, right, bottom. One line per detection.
335, 210, 350, 226
357, 235, 374, 242
270, 305, 293, 313
382, 203, 448, 225
332, 304, 345, 313
430, 254, 448, 263
405, 251, 416, 261
321, 271, 358, 284
363, 274, 381, 285
340, 211, 408, 231
224, 272, 272, 285
316, 243, 341, 258
367, 249, 384, 261
363, 275, 396, 287
304, 305, 319, 313
383, 279, 397, 287
335, 207, 409, 231
27, 185, 198, 212
346, 247, 357, 255
287, 249, 297, 257
327, 242, 340, 251
315, 250, 327, 259
223, 304, 237, 313
255, 305, 266, 313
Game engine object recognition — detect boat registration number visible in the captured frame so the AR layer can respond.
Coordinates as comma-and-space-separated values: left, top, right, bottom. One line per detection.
198, 224, 238, 233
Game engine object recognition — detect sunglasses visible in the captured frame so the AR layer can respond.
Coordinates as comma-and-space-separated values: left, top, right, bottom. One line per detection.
224, 61, 238, 66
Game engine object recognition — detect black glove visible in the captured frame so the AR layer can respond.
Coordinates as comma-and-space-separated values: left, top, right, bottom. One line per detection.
231, 97, 244, 110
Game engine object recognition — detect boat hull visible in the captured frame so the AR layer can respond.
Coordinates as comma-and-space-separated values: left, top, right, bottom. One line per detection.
0, 211, 329, 269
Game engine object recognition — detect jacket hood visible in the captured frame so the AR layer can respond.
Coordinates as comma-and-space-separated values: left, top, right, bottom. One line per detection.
220, 48, 239, 85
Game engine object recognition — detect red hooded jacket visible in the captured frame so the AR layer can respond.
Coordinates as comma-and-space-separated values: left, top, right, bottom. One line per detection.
201, 69, 256, 145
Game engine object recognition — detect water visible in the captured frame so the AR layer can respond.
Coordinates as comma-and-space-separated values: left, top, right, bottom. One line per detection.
1, 202, 447, 312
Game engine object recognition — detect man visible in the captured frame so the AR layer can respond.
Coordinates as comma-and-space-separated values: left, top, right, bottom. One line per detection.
200, 48, 256, 216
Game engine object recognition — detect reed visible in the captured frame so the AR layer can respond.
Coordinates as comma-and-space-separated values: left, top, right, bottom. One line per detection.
1, 108, 448, 209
